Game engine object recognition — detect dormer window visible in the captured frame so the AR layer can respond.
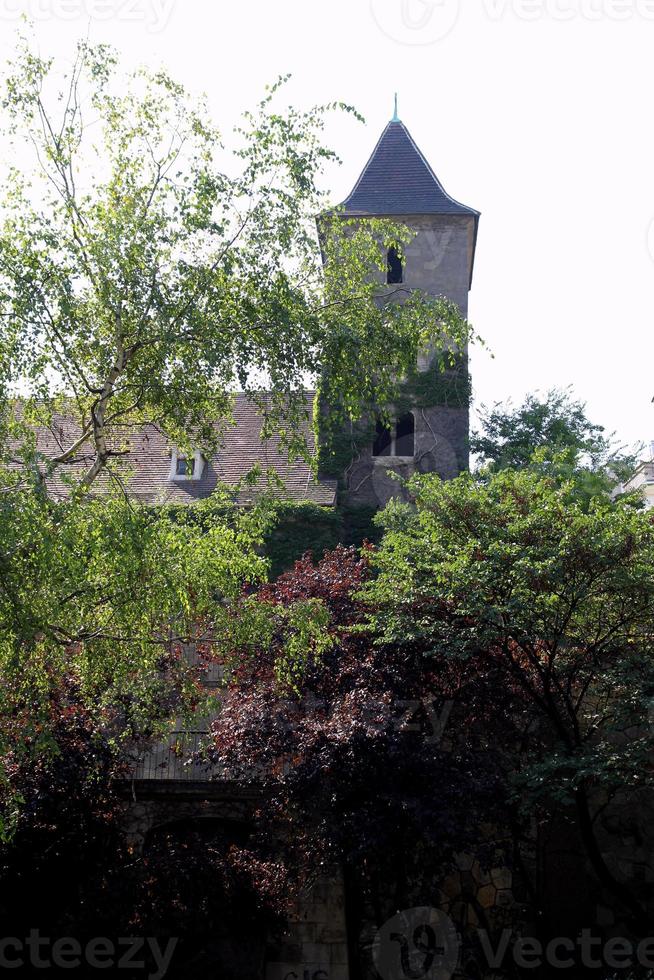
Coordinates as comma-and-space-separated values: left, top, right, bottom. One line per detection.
372, 412, 415, 458
387, 245, 403, 284
170, 449, 204, 481
175, 456, 195, 477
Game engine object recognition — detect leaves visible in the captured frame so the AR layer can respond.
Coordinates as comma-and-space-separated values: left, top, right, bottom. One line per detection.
471, 387, 639, 498
0, 37, 471, 490
365, 467, 654, 925
209, 545, 503, 926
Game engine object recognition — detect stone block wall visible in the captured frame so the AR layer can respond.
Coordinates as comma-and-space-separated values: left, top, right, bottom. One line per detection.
122, 786, 351, 980
265, 870, 350, 980
343, 403, 468, 508
329, 211, 474, 509
398, 212, 475, 319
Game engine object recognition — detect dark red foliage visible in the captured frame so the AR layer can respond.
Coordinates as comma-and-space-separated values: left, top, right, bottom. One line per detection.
0, 672, 285, 979
128, 823, 286, 979
258, 542, 371, 619
209, 547, 507, 937
0, 674, 129, 949
0, 546, 510, 975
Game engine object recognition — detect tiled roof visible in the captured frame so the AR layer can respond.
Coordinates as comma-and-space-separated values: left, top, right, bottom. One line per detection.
21, 392, 337, 507
341, 120, 479, 219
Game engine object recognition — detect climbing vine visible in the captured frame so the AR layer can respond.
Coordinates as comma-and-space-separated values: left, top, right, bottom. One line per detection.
262, 501, 381, 578
315, 352, 471, 488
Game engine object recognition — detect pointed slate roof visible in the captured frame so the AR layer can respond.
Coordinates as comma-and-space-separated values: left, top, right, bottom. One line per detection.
341, 119, 479, 220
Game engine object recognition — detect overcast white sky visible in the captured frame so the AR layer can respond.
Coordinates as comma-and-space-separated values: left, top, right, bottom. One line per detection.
0, 0, 653, 450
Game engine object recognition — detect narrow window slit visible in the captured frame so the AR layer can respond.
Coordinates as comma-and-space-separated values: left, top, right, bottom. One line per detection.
387, 246, 403, 284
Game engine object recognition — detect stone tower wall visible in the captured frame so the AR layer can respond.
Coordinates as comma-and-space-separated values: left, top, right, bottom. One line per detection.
337, 212, 475, 508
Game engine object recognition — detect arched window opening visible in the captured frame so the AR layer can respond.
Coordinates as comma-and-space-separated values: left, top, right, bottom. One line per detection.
395, 412, 415, 457
373, 419, 392, 457
387, 245, 403, 284
372, 413, 416, 458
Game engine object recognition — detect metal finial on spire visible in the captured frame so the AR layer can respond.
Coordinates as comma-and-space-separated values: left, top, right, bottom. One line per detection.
392, 92, 399, 122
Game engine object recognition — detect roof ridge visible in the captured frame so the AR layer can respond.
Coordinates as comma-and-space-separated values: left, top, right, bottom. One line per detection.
400, 121, 480, 217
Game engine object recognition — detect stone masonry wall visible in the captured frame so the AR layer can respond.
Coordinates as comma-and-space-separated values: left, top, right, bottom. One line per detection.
339, 212, 474, 508
121, 788, 351, 980
265, 870, 350, 980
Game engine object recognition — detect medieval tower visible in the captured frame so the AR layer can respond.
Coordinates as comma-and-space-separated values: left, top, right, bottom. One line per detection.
321, 109, 479, 508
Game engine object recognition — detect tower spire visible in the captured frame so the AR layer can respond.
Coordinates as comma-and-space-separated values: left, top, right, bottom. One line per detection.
392, 92, 399, 122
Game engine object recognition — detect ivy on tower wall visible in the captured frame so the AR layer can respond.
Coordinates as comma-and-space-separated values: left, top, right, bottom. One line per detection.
314, 352, 471, 488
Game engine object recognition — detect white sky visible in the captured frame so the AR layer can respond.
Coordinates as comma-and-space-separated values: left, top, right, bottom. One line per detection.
0, 0, 653, 450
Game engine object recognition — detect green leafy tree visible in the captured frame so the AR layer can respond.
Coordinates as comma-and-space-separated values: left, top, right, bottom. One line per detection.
0, 38, 470, 772
364, 468, 654, 935
0, 36, 476, 955
0, 37, 470, 488
0, 491, 271, 835
471, 387, 638, 492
